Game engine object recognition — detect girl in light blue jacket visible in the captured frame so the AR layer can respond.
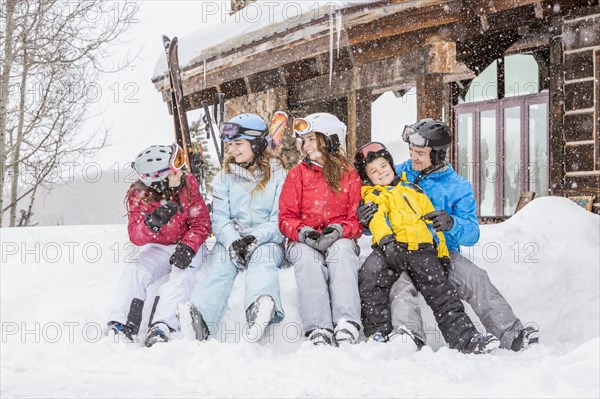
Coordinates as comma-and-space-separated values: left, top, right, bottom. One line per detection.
181, 113, 286, 343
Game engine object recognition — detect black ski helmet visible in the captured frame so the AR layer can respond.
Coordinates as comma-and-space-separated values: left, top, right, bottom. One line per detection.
219, 113, 269, 156
402, 118, 452, 165
354, 142, 396, 185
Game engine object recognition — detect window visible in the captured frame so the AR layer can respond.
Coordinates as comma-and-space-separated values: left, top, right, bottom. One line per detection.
454, 53, 549, 217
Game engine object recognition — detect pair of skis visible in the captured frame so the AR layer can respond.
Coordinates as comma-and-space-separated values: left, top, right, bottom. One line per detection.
161, 35, 206, 195
162, 35, 290, 188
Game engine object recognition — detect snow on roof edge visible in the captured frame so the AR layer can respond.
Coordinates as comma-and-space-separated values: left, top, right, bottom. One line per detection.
152, 1, 380, 81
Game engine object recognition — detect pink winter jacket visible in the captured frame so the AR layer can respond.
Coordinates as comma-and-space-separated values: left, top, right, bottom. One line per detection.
126, 174, 211, 253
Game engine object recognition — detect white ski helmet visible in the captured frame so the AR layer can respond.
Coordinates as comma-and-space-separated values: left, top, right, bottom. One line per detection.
131, 144, 185, 187
293, 112, 347, 153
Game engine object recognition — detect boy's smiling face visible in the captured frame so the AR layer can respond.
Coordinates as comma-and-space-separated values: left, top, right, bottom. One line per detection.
365, 157, 395, 186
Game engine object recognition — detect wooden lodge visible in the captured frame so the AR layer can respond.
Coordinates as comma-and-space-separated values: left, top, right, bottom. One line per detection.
152, 0, 600, 218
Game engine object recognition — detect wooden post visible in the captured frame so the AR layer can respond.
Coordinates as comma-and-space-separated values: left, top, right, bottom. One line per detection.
347, 88, 372, 157
416, 74, 444, 120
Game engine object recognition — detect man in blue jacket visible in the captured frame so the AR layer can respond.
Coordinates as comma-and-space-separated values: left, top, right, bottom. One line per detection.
357, 118, 538, 351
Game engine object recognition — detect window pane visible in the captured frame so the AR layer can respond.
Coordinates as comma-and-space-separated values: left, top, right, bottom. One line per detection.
504, 107, 521, 215
480, 110, 497, 216
529, 103, 548, 196
505, 54, 539, 98
457, 113, 474, 182
461, 61, 498, 104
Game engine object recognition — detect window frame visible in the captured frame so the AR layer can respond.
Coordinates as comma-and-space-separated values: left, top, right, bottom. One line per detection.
453, 92, 549, 217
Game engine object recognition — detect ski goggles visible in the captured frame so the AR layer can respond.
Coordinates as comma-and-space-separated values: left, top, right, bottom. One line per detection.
133, 143, 186, 183
292, 117, 313, 137
402, 125, 428, 147
355, 142, 388, 167
219, 122, 266, 141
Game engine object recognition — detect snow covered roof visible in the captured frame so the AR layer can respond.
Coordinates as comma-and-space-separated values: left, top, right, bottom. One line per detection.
152, 1, 382, 80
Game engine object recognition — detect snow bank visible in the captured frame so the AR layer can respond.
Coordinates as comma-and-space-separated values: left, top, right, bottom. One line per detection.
1, 197, 598, 397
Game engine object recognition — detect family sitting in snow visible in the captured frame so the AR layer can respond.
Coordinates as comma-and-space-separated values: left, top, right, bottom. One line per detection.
106, 112, 538, 353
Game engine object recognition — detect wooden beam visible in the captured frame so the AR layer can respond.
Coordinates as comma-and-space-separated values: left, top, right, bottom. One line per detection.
548, 15, 565, 194
416, 74, 445, 120
347, 88, 372, 155
288, 55, 422, 106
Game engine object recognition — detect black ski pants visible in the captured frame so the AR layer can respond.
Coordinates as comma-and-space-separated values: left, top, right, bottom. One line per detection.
358, 244, 477, 350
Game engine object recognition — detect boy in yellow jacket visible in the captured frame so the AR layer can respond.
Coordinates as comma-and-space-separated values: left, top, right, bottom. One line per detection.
355, 142, 499, 354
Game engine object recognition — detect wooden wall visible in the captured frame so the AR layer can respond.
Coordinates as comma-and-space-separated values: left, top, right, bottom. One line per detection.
554, 7, 600, 213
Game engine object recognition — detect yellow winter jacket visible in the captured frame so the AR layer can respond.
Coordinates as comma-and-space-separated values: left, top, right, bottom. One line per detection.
361, 173, 450, 259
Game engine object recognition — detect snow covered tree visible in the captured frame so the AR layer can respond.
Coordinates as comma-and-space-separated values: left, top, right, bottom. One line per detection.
0, 0, 137, 226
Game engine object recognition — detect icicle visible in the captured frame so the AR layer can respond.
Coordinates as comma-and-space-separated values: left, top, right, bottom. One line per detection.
336, 10, 342, 58
329, 13, 334, 86
203, 59, 207, 88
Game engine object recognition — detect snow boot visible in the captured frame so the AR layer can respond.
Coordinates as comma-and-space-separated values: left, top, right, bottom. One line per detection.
463, 333, 500, 354
178, 302, 208, 342
511, 326, 539, 352
106, 321, 135, 342
145, 322, 171, 347
387, 325, 424, 351
334, 319, 361, 345
307, 328, 336, 346
244, 295, 275, 343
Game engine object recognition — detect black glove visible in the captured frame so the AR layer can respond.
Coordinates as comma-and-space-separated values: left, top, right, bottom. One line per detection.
424, 210, 454, 232
315, 224, 343, 253
298, 227, 321, 250
356, 201, 378, 228
169, 243, 195, 269
380, 235, 406, 273
144, 201, 178, 232
229, 235, 258, 271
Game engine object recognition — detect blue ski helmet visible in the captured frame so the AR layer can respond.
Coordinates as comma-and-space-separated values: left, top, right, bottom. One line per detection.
219, 113, 269, 156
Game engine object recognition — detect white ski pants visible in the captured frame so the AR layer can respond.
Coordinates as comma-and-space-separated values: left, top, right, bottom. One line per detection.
107, 243, 203, 331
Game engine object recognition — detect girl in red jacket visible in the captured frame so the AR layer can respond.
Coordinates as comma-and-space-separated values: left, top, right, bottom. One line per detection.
278, 113, 363, 346
106, 144, 211, 347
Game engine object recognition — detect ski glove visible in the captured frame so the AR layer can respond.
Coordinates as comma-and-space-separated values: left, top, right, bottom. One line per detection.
170, 243, 195, 269
298, 226, 321, 250
380, 235, 406, 273
356, 201, 378, 229
229, 235, 258, 271
315, 224, 343, 253
424, 210, 454, 232
145, 201, 179, 232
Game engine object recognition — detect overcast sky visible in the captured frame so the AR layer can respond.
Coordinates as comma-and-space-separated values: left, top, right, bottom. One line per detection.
86, 1, 415, 171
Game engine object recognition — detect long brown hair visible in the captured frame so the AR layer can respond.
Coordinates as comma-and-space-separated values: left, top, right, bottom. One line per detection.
302, 133, 349, 193
222, 141, 285, 192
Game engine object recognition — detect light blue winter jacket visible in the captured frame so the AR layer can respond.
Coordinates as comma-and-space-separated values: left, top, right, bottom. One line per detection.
395, 160, 480, 252
211, 159, 286, 249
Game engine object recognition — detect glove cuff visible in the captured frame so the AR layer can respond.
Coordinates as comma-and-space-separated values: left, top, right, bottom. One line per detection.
379, 234, 395, 246
329, 224, 343, 237
144, 214, 161, 233
298, 226, 315, 243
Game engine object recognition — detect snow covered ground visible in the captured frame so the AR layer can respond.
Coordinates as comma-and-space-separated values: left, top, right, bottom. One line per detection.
1, 197, 598, 398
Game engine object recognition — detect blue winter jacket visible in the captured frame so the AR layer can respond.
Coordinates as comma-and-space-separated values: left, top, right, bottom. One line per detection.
211, 159, 286, 249
395, 160, 480, 252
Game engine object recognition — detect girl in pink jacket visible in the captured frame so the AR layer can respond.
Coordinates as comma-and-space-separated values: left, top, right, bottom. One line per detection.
106, 144, 211, 347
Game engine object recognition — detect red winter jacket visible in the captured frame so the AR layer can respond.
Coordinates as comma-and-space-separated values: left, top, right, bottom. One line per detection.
278, 160, 363, 242
127, 174, 211, 253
